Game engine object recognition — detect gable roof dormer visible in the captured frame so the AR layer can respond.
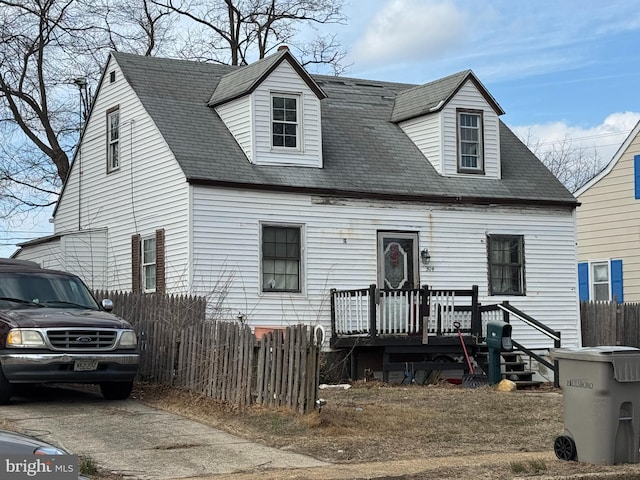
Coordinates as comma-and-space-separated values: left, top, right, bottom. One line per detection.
209, 48, 327, 168
393, 70, 505, 179
209, 48, 326, 108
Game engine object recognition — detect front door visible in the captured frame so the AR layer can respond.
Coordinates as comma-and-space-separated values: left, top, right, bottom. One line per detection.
377, 232, 420, 333
378, 232, 419, 290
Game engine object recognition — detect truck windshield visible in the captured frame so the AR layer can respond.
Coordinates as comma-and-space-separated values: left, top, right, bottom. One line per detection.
0, 272, 100, 310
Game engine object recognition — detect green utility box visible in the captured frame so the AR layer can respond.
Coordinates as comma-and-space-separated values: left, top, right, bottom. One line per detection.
486, 320, 513, 385
551, 346, 640, 465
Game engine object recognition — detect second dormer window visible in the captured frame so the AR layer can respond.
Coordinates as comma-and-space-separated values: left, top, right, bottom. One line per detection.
457, 109, 484, 173
272, 94, 298, 148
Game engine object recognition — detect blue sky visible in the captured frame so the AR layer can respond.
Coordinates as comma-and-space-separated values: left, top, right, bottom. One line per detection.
2, 0, 640, 257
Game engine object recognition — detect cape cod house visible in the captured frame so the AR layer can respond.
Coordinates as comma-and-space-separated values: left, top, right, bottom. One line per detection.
575, 120, 640, 303
14, 48, 580, 381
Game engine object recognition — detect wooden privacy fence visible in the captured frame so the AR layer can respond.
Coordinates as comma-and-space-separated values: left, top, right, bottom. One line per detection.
94, 291, 322, 413
581, 301, 640, 347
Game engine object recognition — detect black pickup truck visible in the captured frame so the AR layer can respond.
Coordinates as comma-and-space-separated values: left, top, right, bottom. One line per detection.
0, 259, 139, 403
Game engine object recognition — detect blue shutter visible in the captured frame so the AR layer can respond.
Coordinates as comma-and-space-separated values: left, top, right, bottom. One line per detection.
611, 259, 623, 303
635, 155, 640, 199
578, 262, 589, 301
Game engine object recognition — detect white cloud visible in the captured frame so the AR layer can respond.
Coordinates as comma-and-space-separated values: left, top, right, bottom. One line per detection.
351, 0, 470, 66
511, 112, 640, 166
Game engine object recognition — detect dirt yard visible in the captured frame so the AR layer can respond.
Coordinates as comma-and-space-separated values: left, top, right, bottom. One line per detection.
130, 381, 640, 479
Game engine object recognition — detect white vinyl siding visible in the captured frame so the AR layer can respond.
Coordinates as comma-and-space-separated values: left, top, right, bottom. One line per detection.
399, 114, 443, 173
253, 61, 322, 167
398, 80, 500, 179
191, 187, 578, 349
577, 131, 640, 301
443, 81, 500, 178
53, 56, 190, 292
215, 96, 253, 163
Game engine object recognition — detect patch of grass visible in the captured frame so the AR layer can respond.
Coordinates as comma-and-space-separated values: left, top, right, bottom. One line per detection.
79, 456, 98, 476
510, 461, 527, 474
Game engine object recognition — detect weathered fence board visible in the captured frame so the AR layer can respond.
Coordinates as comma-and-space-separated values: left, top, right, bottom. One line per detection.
94, 291, 322, 413
581, 301, 640, 347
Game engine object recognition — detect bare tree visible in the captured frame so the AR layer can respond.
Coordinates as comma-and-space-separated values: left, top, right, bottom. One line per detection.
522, 131, 605, 193
152, 0, 348, 72
0, 0, 172, 221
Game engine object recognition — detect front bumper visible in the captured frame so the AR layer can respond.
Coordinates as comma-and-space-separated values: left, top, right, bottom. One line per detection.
0, 352, 139, 383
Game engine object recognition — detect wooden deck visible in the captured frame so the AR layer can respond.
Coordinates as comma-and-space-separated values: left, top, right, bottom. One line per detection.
330, 285, 561, 386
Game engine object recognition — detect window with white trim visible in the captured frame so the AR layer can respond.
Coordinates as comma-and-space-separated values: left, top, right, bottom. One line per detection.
488, 235, 525, 295
107, 108, 120, 172
262, 225, 301, 292
141, 236, 156, 292
271, 94, 298, 149
591, 261, 610, 301
458, 110, 483, 172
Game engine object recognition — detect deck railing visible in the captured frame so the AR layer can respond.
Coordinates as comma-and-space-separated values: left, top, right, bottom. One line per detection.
331, 285, 483, 339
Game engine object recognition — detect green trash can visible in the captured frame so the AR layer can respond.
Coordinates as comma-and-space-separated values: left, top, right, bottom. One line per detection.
551, 346, 640, 465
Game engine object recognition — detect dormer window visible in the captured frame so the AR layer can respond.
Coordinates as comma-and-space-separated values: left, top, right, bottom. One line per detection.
458, 109, 484, 173
272, 94, 299, 149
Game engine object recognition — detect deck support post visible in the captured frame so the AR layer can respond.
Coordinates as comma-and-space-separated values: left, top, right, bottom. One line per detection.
368, 284, 377, 337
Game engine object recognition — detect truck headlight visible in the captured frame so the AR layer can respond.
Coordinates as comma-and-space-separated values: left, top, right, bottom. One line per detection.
119, 330, 137, 348
7, 329, 45, 347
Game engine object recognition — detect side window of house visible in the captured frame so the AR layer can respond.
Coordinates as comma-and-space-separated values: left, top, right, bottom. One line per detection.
142, 236, 156, 292
578, 260, 623, 303
271, 94, 299, 149
488, 234, 525, 295
457, 109, 483, 173
107, 107, 120, 172
131, 229, 165, 294
262, 225, 301, 292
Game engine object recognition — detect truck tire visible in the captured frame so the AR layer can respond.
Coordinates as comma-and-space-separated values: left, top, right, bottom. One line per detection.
100, 381, 134, 400
0, 368, 14, 405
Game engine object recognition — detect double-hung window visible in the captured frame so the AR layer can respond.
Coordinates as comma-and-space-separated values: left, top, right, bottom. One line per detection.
141, 236, 156, 292
262, 225, 301, 292
271, 94, 298, 149
590, 261, 610, 301
107, 107, 120, 172
458, 110, 483, 173
488, 235, 525, 295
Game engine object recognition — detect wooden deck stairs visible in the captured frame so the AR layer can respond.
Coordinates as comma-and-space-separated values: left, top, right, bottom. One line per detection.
475, 346, 543, 389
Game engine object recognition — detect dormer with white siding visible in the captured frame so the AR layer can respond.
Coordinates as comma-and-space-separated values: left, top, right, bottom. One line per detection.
209, 48, 326, 168
392, 70, 505, 179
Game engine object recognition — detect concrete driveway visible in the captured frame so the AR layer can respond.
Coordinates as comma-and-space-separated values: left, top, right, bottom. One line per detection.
0, 385, 328, 479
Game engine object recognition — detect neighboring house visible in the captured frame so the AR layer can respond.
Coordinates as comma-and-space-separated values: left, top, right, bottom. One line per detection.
14, 48, 580, 366
575, 121, 640, 303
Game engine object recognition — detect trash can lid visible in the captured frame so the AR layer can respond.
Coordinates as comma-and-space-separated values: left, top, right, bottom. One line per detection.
551, 346, 640, 382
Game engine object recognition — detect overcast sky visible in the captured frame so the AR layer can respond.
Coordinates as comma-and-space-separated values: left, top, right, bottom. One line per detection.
3, 0, 640, 257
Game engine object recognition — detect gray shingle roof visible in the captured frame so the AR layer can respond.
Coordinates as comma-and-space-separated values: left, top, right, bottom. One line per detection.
391, 69, 504, 122
112, 51, 577, 207
208, 49, 326, 107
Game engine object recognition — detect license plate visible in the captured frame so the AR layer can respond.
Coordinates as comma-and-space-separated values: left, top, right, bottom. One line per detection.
74, 359, 98, 371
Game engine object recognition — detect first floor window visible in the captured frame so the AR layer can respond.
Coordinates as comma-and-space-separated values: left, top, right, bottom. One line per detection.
262, 225, 301, 292
488, 235, 525, 295
132, 229, 165, 294
142, 236, 156, 292
272, 94, 298, 148
578, 259, 623, 303
107, 108, 120, 171
591, 261, 610, 301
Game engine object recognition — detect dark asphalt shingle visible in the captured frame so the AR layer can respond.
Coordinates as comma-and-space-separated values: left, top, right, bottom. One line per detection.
112, 51, 577, 206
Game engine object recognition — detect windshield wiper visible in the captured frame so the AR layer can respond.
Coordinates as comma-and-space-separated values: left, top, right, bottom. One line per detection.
0, 297, 44, 307
40, 300, 93, 309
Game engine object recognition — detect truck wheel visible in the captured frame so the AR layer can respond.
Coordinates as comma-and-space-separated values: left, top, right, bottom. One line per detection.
0, 368, 13, 405
100, 381, 134, 400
